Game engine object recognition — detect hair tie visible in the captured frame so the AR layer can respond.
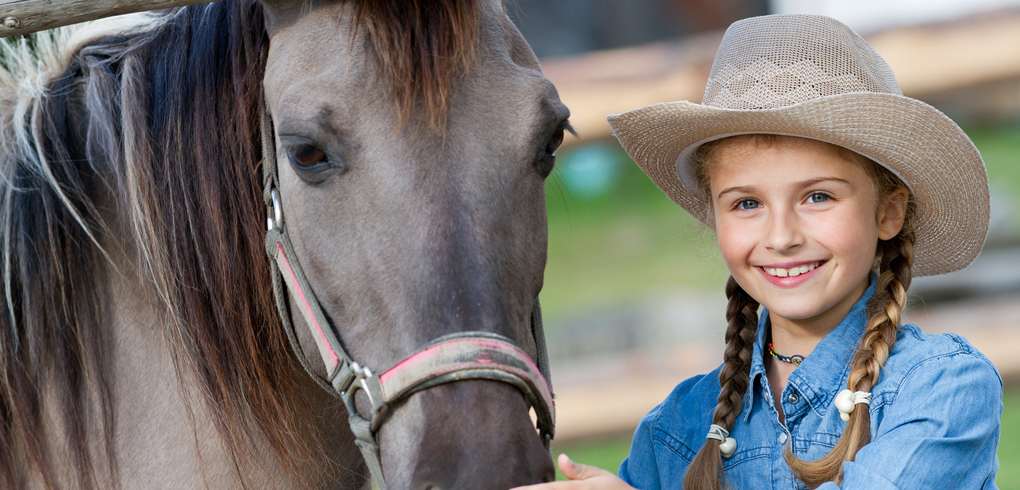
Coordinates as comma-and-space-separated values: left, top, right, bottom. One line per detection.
706, 424, 737, 458
834, 390, 872, 422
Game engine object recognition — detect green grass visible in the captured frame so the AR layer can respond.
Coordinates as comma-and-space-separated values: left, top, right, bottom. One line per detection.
999, 388, 1020, 489
551, 388, 1020, 485
551, 435, 634, 481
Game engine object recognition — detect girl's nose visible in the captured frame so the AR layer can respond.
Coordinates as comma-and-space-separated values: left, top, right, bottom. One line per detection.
764, 208, 805, 253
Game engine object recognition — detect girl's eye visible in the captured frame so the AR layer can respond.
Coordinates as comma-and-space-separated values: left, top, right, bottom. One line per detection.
736, 199, 760, 210
288, 144, 327, 168
807, 192, 830, 204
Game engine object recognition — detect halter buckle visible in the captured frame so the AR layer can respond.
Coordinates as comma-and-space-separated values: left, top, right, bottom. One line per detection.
342, 362, 389, 432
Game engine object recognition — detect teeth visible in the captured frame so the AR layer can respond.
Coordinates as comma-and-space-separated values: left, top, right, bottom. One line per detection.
764, 262, 819, 278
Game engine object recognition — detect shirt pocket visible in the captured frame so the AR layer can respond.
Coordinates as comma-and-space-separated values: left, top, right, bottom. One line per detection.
720, 444, 777, 490
722, 444, 772, 471
793, 429, 841, 462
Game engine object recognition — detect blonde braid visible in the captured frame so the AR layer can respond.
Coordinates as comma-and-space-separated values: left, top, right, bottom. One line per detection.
684, 277, 759, 490
786, 234, 914, 487
848, 237, 913, 390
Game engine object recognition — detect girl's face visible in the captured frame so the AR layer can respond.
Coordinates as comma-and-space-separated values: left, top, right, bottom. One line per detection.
708, 136, 907, 329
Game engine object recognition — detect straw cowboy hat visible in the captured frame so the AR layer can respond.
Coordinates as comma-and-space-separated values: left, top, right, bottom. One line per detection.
607, 14, 989, 277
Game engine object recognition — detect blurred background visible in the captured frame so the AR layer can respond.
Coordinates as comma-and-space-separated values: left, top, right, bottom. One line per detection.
506, 0, 1020, 485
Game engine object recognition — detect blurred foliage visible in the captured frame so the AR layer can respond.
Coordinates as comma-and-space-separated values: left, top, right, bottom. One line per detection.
970, 124, 1020, 201
552, 387, 1020, 485
540, 124, 1020, 317
541, 143, 728, 316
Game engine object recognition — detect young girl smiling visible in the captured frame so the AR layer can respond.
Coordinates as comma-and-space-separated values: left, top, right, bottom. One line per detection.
517, 13, 1002, 490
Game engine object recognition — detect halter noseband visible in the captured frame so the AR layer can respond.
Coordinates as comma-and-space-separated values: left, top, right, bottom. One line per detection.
259, 102, 555, 489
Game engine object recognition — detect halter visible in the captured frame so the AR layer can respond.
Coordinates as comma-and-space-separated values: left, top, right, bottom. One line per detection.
259, 102, 555, 489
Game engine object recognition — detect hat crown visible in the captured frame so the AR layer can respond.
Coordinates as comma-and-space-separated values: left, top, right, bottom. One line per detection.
703, 14, 901, 110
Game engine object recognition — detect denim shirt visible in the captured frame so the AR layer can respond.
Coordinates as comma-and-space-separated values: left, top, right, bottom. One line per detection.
619, 282, 1003, 489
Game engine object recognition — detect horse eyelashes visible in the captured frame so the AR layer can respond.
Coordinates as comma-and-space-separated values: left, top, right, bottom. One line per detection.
546, 127, 564, 156
535, 127, 564, 178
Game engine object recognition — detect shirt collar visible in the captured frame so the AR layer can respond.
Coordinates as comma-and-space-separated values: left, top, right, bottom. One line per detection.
743, 275, 877, 422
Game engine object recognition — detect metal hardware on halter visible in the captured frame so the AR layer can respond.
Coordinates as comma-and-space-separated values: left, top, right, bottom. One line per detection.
258, 96, 555, 490
267, 189, 283, 232
341, 362, 388, 432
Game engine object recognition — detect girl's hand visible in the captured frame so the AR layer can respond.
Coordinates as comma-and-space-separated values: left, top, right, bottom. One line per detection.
511, 454, 637, 489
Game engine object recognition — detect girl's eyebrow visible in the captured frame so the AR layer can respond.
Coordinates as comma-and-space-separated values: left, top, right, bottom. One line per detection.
795, 176, 854, 190
716, 185, 758, 200
716, 177, 853, 200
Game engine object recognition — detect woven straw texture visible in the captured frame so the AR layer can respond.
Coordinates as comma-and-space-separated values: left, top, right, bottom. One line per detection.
607, 14, 989, 277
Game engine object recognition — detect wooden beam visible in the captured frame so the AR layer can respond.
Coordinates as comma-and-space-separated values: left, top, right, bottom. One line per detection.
0, 0, 223, 37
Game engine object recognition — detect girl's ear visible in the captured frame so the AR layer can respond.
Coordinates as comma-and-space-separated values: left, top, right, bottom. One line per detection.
877, 186, 910, 240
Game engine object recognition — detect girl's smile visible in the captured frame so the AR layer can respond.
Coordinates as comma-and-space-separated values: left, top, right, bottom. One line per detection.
708, 136, 908, 337
757, 259, 827, 287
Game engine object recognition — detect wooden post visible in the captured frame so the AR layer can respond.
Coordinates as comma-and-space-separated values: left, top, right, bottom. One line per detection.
0, 0, 223, 38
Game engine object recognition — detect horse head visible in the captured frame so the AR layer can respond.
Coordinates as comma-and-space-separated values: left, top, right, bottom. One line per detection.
258, 0, 568, 487
0, 1, 564, 488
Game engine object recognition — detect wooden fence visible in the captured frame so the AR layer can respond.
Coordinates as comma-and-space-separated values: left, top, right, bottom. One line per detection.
0, 0, 220, 37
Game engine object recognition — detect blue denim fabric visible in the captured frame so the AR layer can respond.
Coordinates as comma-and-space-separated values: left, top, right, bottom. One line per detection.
618, 281, 1003, 489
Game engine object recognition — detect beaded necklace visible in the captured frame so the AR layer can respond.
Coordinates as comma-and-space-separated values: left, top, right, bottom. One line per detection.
767, 343, 805, 366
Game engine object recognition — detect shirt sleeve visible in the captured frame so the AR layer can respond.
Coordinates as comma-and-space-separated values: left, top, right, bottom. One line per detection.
618, 403, 664, 490
817, 350, 1002, 490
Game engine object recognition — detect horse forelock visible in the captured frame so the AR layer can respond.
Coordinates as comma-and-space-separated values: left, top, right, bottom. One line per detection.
0, 2, 336, 489
351, 0, 484, 128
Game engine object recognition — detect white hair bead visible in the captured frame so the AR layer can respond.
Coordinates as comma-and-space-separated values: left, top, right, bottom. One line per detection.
718, 437, 737, 458
835, 389, 872, 422
706, 424, 737, 458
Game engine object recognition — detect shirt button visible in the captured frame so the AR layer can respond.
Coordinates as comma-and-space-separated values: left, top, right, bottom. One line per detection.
788, 392, 800, 404
779, 433, 788, 444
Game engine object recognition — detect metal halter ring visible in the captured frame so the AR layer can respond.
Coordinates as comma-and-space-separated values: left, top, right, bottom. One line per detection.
340, 362, 390, 432
268, 189, 283, 231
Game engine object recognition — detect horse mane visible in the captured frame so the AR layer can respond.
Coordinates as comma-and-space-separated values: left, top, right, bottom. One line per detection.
0, 0, 482, 488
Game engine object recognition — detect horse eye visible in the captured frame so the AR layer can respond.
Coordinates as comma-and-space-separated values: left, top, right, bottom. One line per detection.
288, 144, 327, 168
545, 128, 564, 156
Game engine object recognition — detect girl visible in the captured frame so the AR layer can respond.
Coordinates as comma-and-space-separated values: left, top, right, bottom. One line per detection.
516, 13, 1002, 490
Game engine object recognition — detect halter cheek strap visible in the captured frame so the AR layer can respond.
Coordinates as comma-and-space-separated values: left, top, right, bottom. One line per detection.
273, 237, 342, 375
260, 99, 555, 490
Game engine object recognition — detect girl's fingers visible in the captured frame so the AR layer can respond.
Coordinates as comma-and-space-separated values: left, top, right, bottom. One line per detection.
509, 454, 630, 489
510, 482, 586, 490
557, 453, 614, 481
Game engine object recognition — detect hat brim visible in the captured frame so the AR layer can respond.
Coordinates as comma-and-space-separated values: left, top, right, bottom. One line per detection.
607, 92, 989, 277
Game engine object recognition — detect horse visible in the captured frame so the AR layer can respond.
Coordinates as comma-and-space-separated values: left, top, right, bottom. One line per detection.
0, 0, 571, 488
